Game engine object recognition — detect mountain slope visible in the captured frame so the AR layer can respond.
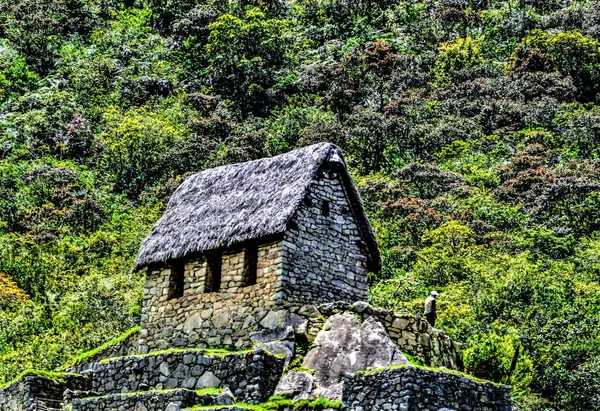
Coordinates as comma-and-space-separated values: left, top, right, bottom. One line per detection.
0, 0, 599, 409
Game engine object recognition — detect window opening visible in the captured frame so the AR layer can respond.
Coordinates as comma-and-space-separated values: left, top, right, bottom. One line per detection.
243, 243, 258, 286
204, 253, 222, 292
168, 261, 185, 300
321, 200, 330, 216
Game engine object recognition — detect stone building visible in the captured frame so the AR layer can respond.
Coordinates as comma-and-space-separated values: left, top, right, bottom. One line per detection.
134, 143, 381, 352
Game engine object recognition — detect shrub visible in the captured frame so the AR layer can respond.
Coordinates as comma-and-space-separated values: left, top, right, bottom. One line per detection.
433, 36, 485, 87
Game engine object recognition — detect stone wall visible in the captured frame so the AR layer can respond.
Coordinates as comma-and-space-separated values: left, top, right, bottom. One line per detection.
0, 373, 88, 411
71, 388, 225, 411
342, 366, 512, 411
88, 349, 284, 403
282, 166, 369, 306
139, 239, 285, 352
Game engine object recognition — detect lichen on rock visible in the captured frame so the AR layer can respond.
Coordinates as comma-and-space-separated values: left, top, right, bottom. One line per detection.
302, 312, 409, 400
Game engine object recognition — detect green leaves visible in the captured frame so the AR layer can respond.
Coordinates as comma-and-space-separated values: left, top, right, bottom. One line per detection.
515, 29, 600, 101
433, 35, 485, 87
99, 104, 191, 197
205, 7, 293, 115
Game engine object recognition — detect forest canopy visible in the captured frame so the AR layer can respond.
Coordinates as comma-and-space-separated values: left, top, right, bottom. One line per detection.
0, 0, 599, 409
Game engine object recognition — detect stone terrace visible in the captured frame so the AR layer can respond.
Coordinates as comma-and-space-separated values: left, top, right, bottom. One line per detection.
85, 348, 284, 403
70, 388, 230, 411
343, 366, 512, 411
0, 349, 284, 411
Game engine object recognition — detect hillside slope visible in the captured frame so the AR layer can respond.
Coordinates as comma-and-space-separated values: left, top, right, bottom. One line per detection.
0, 0, 599, 409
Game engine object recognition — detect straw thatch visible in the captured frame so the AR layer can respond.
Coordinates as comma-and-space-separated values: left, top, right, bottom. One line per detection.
134, 143, 380, 271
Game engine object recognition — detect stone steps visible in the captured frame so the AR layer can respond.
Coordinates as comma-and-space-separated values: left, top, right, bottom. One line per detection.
70, 388, 231, 411
83, 348, 284, 404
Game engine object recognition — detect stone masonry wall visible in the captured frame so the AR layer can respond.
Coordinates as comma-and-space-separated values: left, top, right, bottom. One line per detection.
140, 239, 285, 352
0, 373, 88, 411
71, 388, 224, 411
88, 349, 284, 403
282, 166, 369, 306
343, 366, 512, 411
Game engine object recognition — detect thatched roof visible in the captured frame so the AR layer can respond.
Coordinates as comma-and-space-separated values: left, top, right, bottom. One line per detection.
134, 143, 380, 272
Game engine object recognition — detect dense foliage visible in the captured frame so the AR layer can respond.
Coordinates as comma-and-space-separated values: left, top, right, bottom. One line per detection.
0, 0, 599, 408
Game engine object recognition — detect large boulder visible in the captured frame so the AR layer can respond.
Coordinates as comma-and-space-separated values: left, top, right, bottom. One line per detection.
303, 312, 408, 400
274, 371, 315, 401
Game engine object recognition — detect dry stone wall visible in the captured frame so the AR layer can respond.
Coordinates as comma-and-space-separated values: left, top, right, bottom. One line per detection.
70, 388, 227, 411
0, 373, 88, 411
140, 239, 285, 352
282, 167, 369, 306
88, 349, 284, 403
343, 366, 512, 411
68, 328, 141, 374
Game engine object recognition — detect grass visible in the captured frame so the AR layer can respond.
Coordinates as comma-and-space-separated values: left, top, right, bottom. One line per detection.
98, 346, 254, 364
79, 387, 223, 400
356, 362, 503, 386
187, 397, 342, 410
401, 351, 425, 367
0, 370, 81, 389
63, 328, 283, 370
196, 387, 223, 396
284, 366, 314, 375
64, 326, 142, 368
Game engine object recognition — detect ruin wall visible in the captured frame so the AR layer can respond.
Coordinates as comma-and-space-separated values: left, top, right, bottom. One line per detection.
139, 239, 285, 352
343, 366, 511, 410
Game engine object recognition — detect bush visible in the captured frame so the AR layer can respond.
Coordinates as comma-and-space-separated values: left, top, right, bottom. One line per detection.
99, 105, 191, 198
433, 36, 485, 87
515, 29, 600, 101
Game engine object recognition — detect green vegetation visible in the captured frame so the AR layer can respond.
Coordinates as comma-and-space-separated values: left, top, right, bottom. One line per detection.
356, 362, 500, 386
82, 387, 223, 400
65, 325, 141, 367
0, 370, 80, 389
0, 0, 599, 409
189, 397, 342, 410
98, 347, 253, 363
196, 387, 223, 396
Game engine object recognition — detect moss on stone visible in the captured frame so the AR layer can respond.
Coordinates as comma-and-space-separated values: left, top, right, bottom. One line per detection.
0, 370, 81, 389
187, 397, 341, 411
98, 346, 253, 364
196, 387, 223, 396
64, 326, 142, 368
81, 387, 220, 401
401, 352, 424, 367
356, 363, 503, 386
285, 366, 315, 375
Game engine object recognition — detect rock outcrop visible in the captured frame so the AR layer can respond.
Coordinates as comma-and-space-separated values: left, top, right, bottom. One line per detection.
300, 313, 408, 400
